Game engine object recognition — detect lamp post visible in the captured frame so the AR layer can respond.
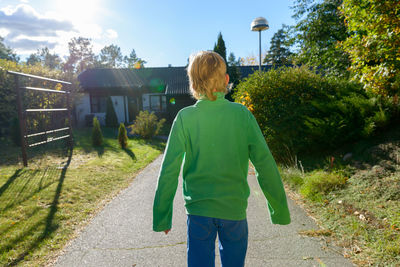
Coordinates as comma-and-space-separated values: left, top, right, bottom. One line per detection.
251, 17, 269, 72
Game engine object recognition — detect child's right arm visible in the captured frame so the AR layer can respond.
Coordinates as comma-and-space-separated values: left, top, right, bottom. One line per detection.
153, 114, 186, 232
247, 111, 291, 225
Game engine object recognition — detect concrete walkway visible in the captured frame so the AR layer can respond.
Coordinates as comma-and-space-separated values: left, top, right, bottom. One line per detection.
54, 155, 354, 267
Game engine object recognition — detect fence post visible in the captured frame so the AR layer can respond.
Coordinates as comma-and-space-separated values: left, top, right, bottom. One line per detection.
14, 75, 28, 167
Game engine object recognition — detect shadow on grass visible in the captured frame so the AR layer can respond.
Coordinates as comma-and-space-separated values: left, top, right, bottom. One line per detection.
135, 138, 166, 152
74, 127, 122, 157
2, 146, 73, 266
123, 148, 136, 161
0, 169, 23, 197
94, 145, 105, 157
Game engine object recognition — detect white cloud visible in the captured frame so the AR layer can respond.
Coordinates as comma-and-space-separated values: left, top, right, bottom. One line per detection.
0, 5, 75, 39
0, 4, 119, 59
105, 29, 118, 39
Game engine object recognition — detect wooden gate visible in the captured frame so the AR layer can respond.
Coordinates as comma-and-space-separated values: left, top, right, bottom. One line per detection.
7, 71, 73, 167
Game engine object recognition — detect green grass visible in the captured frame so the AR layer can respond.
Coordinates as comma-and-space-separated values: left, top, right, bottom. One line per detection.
0, 127, 165, 266
281, 125, 400, 266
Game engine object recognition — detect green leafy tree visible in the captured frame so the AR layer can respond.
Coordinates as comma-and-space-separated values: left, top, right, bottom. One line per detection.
263, 25, 293, 65
213, 32, 227, 63
124, 49, 146, 68
97, 44, 124, 68
92, 116, 103, 146
118, 123, 128, 149
27, 47, 62, 69
340, 0, 400, 97
291, 0, 350, 77
105, 97, 119, 127
0, 37, 18, 62
26, 53, 41, 66
0, 58, 72, 137
64, 37, 95, 73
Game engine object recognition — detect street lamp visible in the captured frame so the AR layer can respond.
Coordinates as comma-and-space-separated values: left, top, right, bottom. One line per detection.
251, 17, 269, 72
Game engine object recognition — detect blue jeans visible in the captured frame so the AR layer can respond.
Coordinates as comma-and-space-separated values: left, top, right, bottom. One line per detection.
187, 214, 248, 267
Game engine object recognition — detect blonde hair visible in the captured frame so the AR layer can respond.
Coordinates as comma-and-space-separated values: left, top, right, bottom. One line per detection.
187, 51, 227, 101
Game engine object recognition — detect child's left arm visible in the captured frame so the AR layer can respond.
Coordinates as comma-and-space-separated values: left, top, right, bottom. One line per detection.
153, 114, 186, 232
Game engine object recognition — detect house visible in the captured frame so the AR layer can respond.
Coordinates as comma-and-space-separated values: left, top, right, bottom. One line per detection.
76, 65, 271, 126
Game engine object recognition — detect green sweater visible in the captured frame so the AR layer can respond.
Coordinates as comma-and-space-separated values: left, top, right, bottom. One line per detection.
153, 92, 291, 232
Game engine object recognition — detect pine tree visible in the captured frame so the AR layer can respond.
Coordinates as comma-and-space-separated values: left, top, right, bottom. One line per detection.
226, 52, 241, 101
213, 32, 227, 63
118, 123, 128, 149
92, 117, 103, 147
105, 97, 119, 127
263, 26, 293, 66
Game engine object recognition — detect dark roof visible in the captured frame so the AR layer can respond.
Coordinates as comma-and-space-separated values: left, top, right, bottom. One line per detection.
238, 65, 273, 79
78, 67, 189, 95
78, 65, 273, 95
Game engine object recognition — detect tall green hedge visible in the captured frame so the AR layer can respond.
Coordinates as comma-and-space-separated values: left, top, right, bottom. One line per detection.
234, 66, 392, 162
0, 59, 79, 137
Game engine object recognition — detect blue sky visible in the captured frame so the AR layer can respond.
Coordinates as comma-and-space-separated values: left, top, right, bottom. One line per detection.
0, 0, 296, 67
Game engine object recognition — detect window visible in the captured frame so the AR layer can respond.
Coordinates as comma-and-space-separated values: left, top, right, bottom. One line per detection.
91, 95, 107, 113
149, 95, 166, 112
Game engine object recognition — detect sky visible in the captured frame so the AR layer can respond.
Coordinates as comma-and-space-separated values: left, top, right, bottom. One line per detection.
0, 0, 296, 67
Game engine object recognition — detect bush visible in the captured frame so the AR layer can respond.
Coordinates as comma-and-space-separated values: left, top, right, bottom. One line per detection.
92, 117, 103, 146
234, 66, 390, 162
129, 111, 166, 139
300, 170, 347, 201
105, 97, 119, 127
118, 123, 128, 149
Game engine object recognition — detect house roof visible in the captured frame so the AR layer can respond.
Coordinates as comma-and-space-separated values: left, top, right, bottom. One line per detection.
78, 65, 273, 95
78, 67, 189, 95
238, 65, 273, 79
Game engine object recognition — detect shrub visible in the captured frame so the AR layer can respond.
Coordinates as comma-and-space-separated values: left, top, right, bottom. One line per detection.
92, 117, 103, 146
280, 167, 304, 189
118, 123, 128, 149
105, 96, 119, 128
234, 66, 389, 162
300, 170, 347, 201
129, 111, 166, 139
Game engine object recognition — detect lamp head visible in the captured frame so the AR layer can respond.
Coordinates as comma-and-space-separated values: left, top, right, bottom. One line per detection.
251, 17, 269, 31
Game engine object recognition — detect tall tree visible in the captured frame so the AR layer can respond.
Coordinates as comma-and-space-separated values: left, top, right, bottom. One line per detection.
97, 44, 124, 68
64, 37, 95, 73
263, 25, 293, 66
124, 49, 146, 68
26, 53, 41, 66
340, 0, 400, 96
27, 47, 62, 69
227, 52, 241, 85
226, 52, 241, 101
291, 0, 350, 77
213, 32, 227, 63
0, 37, 19, 62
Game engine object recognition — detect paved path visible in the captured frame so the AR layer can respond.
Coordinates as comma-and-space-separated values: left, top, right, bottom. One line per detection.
54, 155, 354, 267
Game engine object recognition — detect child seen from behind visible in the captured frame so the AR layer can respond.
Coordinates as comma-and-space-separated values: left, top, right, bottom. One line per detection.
153, 51, 291, 267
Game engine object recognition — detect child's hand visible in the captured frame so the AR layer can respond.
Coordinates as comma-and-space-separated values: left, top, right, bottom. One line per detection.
164, 229, 171, 235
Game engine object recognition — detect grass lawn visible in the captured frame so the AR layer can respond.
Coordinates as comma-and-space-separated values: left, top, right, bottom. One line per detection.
281, 125, 400, 266
0, 127, 165, 266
